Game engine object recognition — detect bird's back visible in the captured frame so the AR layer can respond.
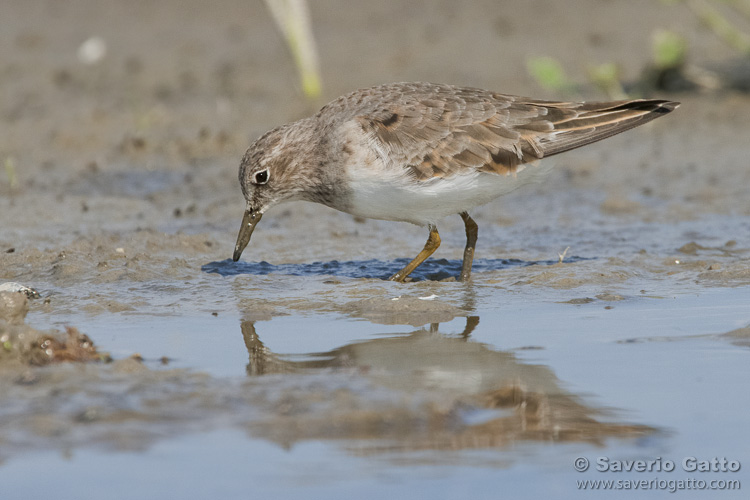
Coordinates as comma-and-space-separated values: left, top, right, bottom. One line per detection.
317, 82, 678, 181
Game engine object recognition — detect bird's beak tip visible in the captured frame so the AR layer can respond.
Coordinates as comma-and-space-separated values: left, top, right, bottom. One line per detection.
232, 209, 263, 262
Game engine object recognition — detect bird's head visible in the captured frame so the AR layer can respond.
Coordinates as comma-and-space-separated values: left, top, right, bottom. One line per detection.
232, 123, 313, 262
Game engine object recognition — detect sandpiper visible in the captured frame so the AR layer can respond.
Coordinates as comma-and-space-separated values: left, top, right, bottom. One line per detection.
232, 82, 678, 282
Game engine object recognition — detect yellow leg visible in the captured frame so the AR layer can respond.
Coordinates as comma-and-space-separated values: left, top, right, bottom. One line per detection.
389, 224, 441, 282
459, 212, 478, 282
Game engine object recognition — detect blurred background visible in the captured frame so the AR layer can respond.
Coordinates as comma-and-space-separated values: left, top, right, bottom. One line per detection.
2, 0, 749, 181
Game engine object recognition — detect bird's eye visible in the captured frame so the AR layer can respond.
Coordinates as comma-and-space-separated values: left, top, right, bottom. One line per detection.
253, 169, 269, 185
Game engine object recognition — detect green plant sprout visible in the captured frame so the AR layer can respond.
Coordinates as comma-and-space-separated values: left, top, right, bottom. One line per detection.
4, 157, 17, 189
652, 30, 688, 70
526, 57, 576, 94
588, 63, 627, 99
264, 0, 322, 99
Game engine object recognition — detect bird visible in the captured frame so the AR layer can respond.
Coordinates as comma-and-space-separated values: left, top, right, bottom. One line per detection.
232, 82, 678, 282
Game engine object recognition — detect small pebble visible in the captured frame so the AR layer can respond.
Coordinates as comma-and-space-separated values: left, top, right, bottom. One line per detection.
77, 36, 107, 64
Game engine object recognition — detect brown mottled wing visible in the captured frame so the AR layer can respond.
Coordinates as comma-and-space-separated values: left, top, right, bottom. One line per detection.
356, 87, 679, 180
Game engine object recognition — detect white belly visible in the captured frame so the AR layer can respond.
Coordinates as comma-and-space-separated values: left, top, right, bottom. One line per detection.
345, 161, 555, 226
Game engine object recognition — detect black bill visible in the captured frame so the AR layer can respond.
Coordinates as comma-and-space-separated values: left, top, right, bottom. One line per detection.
232, 209, 263, 262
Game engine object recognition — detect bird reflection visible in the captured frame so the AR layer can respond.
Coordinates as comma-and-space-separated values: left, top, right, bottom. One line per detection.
241, 316, 479, 376
239, 317, 656, 451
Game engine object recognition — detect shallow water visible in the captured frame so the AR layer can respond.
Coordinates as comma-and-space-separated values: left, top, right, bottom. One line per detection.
203, 255, 590, 281
4, 275, 749, 498
3, 195, 750, 499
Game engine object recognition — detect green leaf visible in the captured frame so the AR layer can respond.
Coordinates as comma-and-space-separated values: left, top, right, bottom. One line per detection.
526, 57, 573, 93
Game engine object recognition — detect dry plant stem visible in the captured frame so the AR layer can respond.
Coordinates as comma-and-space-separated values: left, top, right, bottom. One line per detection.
720, 0, 750, 19
686, 0, 750, 54
263, 0, 322, 98
558, 246, 570, 264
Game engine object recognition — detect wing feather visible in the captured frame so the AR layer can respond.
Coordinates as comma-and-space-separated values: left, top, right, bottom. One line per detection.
346, 83, 678, 181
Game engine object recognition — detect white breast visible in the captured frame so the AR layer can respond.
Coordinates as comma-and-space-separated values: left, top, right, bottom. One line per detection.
345, 160, 555, 226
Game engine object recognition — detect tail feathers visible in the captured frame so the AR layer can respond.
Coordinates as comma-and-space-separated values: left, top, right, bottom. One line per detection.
538, 100, 680, 157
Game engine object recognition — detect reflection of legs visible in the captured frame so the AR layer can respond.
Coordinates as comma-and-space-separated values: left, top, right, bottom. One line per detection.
241, 320, 285, 376
430, 315, 479, 338
461, 316, 480, 339
241, 321, 265, 376
389, 224, 441, 282
460, 212, 478, 282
